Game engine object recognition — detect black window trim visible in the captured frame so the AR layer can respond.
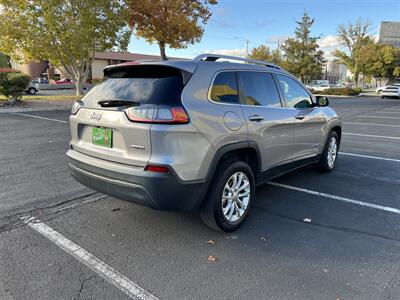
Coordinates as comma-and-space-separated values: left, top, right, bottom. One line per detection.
273, 73, 316, 109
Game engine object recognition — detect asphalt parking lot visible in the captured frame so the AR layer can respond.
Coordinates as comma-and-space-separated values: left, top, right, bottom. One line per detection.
1, 96, 400, 300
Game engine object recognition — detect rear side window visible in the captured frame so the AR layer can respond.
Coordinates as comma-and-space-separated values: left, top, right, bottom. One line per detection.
210, 72, 239, 104
239, 72, 281, 107
83, 65, 184, 105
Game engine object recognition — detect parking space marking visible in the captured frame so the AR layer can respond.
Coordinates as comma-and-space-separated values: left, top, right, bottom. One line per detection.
268, 182, 400, 214
25, 217, 158, 300
382, 109, 400, 112
343, 133, 400, 140
373, 111, 400, 114
10, 112, 68, 123
345, 122, 400, 128
339, 152, 400, 163
357, 115, 400, 120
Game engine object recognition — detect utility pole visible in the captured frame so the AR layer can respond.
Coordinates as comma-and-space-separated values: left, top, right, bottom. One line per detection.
246, 40, 249, 58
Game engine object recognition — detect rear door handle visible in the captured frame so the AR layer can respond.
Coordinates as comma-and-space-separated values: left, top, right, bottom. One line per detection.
248, 115, 264, 122
295, 115, 305, 120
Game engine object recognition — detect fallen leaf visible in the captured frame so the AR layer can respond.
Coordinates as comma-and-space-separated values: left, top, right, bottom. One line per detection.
207, 255, 217, 262
206, 240, 216, 245
303, 218, 312, 223
260, 237, 267, 241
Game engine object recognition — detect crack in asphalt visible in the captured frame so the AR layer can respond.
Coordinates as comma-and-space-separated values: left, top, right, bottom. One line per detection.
75, 273, 95, 300
0, 192, 104, 234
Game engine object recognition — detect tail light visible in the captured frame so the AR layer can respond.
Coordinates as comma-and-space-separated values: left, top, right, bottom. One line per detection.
144, 164, 170, 173
71, 101, 83, 115
125, 105, 189, 124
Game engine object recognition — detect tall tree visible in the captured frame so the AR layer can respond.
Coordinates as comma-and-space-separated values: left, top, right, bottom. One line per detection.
0, 0, 132, 95
129, 0, 217, 60
334, 19, 371, 85
281, 12, 325, 83
249, 44, 283, 66
354, 42, 399, 80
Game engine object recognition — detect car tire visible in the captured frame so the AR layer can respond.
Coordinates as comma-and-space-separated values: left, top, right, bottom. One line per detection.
200, 160, 255, 232
381, 96, 385, 99
315, 131, 339, 173
27, 88, 37, 95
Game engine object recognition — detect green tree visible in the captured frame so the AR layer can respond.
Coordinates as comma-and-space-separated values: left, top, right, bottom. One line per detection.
355, 42, 399, 80
0, 0, 132, 95
129, 0, 217, 60
0, 52, 10, 68
334, 19, 371, 86
249, 44, 283, 66
281, 12, 325, 83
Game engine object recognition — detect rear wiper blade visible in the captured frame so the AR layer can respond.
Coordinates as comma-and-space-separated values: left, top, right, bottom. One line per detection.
98, 100, 140, 107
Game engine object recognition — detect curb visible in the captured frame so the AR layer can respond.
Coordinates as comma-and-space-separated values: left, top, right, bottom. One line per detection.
0, 106, 71, 113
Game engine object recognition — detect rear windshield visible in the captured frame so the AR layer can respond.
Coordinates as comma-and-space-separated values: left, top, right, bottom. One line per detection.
83, 66, 185, 105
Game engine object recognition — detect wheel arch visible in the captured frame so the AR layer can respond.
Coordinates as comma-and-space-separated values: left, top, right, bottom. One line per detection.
196, 142, 262, 208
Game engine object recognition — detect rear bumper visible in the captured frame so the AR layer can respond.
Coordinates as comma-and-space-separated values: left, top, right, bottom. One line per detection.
67, 150, 206, 211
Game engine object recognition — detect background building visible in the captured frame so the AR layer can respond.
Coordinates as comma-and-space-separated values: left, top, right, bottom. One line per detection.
10, 51, 185, 80
323, 57, 349, 84
378, 21, 400, 48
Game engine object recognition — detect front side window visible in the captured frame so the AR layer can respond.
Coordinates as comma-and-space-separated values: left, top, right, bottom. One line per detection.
210, 72, 239, 104
239, 72, 281, 107
276, 74, 313, 109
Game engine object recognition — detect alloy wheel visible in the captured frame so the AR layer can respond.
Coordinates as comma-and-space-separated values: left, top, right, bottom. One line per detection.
221, 172, 251, 223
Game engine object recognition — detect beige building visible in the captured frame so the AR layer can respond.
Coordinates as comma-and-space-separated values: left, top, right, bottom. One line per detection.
12, 51, 185, 80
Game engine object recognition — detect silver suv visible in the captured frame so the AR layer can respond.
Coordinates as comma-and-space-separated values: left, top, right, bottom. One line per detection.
67, 54, 342, 232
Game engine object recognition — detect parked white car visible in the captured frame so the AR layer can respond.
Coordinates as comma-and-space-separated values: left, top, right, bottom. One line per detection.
381, 85, 400, 99
376, 83, 400, 94
310, 84, 331, 92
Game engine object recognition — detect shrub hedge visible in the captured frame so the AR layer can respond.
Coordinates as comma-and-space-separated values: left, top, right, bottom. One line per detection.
310, 87, 362, 96
0, 72, 31, 105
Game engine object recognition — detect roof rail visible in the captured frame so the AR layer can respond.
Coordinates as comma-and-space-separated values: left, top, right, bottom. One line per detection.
193, 54, 281, 70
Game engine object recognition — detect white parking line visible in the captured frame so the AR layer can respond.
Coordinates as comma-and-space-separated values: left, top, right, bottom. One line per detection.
382, 109, 400, 112
268, 182, 400, 214
343, 133, 400, 140
373, 111, 400, 114
345, 122, 400, 128
11, 112, 68, 123
339, 152, 400, 163
357, 115, 400, 120
25, 217, 158, 300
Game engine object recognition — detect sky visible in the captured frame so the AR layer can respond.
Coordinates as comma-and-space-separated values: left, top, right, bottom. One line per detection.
127, 0, 400, 59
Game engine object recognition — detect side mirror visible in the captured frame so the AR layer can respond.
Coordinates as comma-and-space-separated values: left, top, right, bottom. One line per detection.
315, 96, 329, 107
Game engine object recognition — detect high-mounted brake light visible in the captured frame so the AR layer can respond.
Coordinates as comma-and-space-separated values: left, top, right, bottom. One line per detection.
125, 105, 189, 124
144, 165, 170, 173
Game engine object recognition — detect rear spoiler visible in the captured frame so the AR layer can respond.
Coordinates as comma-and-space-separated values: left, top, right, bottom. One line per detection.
103, 61, 197, 85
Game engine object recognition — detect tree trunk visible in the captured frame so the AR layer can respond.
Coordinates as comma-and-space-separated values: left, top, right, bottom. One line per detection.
354, 72, 359, 87
75, 73, 84, 96
159, 42, 168, 61
9, 96, 21, 106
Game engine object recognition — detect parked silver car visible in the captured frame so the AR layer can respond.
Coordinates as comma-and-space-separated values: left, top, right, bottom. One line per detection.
67, 54, 342, 232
